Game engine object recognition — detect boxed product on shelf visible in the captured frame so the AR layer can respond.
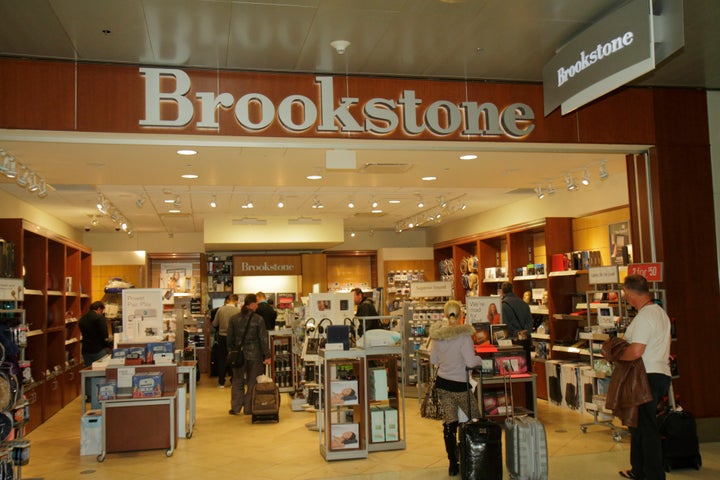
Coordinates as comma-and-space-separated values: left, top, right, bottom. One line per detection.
382, 407, 399, 441
369, 367, 389, 402
330, 423, 360, 450
370, 407, 385, 443
560, 363, 583, 411
493, 353, 528, 375
132, 371, 164, 398
97, 381, 117, 401
482, 391, 508, 416
145, 341, 175, 363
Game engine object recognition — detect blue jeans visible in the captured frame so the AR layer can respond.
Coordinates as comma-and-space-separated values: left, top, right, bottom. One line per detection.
629, 373, 671, 480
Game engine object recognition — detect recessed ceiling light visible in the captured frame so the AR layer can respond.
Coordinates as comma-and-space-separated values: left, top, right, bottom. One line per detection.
388, 199, 400, 204
177, 149, 197, 156
306, 174, 323, 180
421, 176, 437, 181
168, 209, 181, 213
181, 174, 198, 179
164, 198, 174, 203
371, 209, 383, 214
460, 154, 477, 160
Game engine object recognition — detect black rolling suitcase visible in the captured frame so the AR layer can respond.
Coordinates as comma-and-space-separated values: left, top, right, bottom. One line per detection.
658, 409, 702, 472
458, 368, 503, 480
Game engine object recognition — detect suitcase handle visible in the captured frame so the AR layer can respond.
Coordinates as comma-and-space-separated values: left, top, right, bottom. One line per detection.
465, 367, 482, 419
503, 374, 515, 421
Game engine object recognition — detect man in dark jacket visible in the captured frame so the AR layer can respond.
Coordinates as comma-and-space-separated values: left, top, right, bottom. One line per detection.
501, 282, 534, 371
79, 301, 110, 366
255, 291, 278, 331
353, 287, 382, 333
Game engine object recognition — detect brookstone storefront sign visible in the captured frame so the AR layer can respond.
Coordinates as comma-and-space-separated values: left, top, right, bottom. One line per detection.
233, 255, 302, 276
140, 68, 535, 139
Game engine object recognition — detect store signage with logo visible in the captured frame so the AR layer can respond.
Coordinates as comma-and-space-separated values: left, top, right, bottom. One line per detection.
543, 0, 658, 115
139, 68, 535, 139
410, 281, 452, 298
233, 255, 301, 276
627, 262, 663, 282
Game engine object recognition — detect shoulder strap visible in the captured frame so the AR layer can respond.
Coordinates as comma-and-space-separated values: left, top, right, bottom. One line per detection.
239, 313, 252, 345
502, 298, 520, 323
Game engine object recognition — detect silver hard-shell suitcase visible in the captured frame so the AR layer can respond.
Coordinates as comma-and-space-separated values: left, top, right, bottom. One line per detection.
504, 375, 548, 480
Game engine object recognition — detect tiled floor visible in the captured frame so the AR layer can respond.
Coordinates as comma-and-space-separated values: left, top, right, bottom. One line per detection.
20, 374, 719, 480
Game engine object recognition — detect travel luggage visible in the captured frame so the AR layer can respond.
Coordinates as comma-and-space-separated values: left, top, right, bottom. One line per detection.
658, 407, 702, 471
251, 379, 280, 423
458, 368, 503, 480
504, 375, 549, 480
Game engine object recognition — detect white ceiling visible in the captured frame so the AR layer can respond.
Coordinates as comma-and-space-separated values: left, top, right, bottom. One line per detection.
0, 0, 716, 237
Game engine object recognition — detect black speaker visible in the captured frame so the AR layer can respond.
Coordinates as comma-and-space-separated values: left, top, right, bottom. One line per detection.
326, 325, 351, 350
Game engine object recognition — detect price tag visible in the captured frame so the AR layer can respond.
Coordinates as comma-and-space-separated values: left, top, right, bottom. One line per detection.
588, 266, 619, 284
627, 262, 663, 282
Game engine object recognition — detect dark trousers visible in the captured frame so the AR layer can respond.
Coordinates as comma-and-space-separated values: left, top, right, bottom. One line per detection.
629, 373, 671, 480
230, 359, 265, 414
216, 335, 229, 386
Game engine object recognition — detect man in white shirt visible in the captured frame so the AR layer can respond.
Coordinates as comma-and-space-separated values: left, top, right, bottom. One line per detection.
618, 275, 671, 480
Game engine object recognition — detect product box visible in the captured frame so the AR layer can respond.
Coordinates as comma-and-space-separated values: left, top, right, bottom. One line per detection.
383, 407, 399, 442
369, 367, 389, 401
132, 371, 164, 398
97, 381, 117, 401
370, 407, 385, 443
80, 411, 102, 456
112, 348, 128, 359
493, 353, 528, 375
145, 341, 175, 363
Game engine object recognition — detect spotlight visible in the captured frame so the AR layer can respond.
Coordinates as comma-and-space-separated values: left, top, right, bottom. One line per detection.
536, 186, 544, 199
417, 198, 424, 208
136, 195, 146, 208
350, 231, 356, 238
440, 197, 447, 208
277, 197, 284, 208
312, 197, 323, 209
581, 169, 591, 186
1, 155, 17, 178
565, 174, 577, 191
97, 194, 107, 214
27, 173, 39, 192
371, 198, 378, 208
210, 196, 217, 208
16, 166, 29, 187
37, 179, 48, 198
173, 196, 181, 207
461, 203, 466, 210
347, 200, 354, 209
599, 160, 609, 180
90, 215, 99, 226
546, 183, 556, 195
120, 221, 128, 231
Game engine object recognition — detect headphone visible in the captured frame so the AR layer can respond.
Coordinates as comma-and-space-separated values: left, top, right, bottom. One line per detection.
317, 318, 333, 335
304, 317, 317, 334
344, 317, 357, 342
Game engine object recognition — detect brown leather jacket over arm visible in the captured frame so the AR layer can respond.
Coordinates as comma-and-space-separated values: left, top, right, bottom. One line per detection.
601, 336, 653, 427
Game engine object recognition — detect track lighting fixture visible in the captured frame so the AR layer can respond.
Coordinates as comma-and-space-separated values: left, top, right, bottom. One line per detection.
581, 169, 591, 186
312, 197, 324, 209
15, 166, 29, 187
90, 215, 99, 227
26, 173, 39, 192
350, 230, 356, 237
417, 198, 424, 208
536, 186, 545, 199
0, 154, 17, 178
396, 195, 467, 233
276, 197, 284, 208
136, 195, 146, 208
37, 179, 48, 198
599, 160, 609, 180
210, 196, 217, 208
565, 174, 577, 191
173, 196, 181, 207
371, 197, 378, 209
347, 200, 354, 209
546, 183, 556, 195
97, 194, 107, 214
0, 148, 49, 199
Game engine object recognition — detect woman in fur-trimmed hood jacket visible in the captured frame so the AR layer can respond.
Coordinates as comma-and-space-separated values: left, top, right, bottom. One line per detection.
430, 300, 483, 477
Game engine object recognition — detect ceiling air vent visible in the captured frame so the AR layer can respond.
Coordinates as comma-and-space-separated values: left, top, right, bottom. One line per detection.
359, 163, 412, 174
232, 218, 267, 225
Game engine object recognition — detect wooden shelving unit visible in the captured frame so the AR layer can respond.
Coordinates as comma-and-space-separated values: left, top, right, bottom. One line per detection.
0, 218, 91, 433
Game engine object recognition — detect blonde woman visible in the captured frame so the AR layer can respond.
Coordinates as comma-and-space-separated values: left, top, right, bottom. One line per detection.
429, 300, 483, 476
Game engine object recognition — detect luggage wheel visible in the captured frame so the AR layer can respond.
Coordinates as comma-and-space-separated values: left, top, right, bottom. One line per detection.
580, 426, 587, 433
97, 453, 105, 462
613, 433, 622, 442
166, 448, 173, 457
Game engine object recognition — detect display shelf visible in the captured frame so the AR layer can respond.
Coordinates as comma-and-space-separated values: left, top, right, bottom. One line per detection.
401, 302, 444, 397
270, 330, 296, 392
366, 347, 406, 452
0, 218, 91, 434
513, 274, 547, 281
319, 349, 368, 461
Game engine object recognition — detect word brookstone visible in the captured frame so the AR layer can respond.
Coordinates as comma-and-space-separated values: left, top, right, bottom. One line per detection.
557, 31, 635, 87
140, 68, 535, 138
240, 262, 295, 272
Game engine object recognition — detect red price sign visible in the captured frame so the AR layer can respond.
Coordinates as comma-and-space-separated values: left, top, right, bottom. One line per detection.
627, 262, 663, 282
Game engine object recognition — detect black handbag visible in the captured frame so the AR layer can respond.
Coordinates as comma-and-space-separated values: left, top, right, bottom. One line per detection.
226, 314, 252, 369
420, 372, 444, 420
